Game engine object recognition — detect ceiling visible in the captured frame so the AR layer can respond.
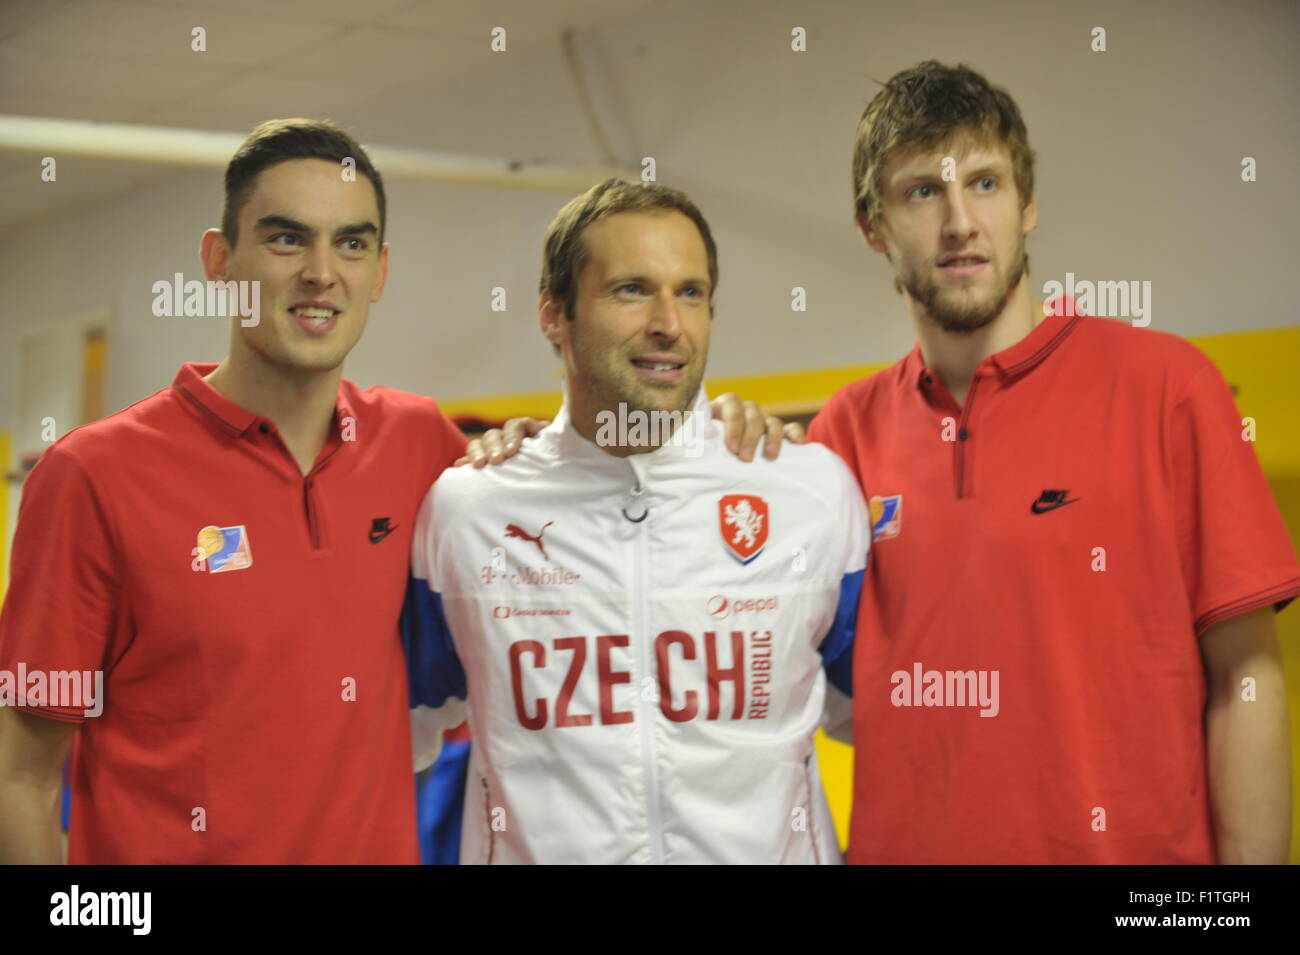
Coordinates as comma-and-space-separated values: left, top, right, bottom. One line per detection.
0, 0, 657, 228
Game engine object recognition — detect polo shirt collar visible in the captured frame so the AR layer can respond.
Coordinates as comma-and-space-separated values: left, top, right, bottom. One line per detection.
906, 309, 1082, 390
987, 311, 1081, 378
172, 362, 356, 438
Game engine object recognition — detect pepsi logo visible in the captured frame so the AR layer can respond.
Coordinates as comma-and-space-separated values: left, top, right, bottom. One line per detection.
706, 595, 779, 619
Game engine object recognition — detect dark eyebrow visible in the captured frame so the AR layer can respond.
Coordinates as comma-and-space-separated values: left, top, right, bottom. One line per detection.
254, 216, 378, 240
335, 222, 378, 239
256, 214, 314, 236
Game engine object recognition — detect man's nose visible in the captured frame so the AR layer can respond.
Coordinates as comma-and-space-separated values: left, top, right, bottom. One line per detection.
300, 242, 337, 287
943, 183, 978, 242
646, 290, 682, 339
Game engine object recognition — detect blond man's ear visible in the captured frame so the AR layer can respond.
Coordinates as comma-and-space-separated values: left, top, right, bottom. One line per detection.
856, 211, 890, 256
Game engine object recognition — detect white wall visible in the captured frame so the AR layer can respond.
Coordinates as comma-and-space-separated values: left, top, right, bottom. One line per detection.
2, 0, 1296, 431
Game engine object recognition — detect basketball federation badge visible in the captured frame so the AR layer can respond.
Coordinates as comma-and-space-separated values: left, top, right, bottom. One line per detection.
869, 495, 902, 541
719, 494, 768, 564
196, 524, 253, 573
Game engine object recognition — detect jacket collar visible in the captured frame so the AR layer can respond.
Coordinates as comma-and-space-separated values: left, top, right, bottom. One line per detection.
551, 387, 716, 463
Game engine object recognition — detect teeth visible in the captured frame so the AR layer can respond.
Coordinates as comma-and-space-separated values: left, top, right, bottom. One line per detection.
636, 361, 678, 371
292, 307, 335, 319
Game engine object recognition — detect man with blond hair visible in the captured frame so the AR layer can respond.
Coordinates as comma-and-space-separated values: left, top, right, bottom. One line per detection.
810, 60, 1299, 864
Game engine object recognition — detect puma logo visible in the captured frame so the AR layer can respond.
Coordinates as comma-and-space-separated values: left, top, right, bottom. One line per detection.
505, 521, 554, 560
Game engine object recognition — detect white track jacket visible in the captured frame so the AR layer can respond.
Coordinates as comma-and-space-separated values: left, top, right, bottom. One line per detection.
402, 390, 869, 864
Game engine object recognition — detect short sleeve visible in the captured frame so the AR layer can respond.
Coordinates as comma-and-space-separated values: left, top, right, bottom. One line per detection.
806, 402, 833, 446
808, 392, 859, 483
0, 444, 121, 722
427, 403, 468, 475
1169, 362, 1300, 633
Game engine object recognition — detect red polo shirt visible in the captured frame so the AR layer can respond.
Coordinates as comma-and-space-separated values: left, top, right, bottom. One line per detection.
0, 363, 466, 863
810, 312, 1300, 864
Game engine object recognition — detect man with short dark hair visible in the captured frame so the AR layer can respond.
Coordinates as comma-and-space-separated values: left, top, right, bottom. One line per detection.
0, 118, 467, 863
403, 179, 868, 864
811, 61, 1299, 863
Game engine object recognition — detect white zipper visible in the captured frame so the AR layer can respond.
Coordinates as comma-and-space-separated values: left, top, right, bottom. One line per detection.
627, 457, 665, 864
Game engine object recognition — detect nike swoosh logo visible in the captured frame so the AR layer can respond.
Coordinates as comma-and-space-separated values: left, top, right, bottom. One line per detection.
1030, 498, 1080, 514
369, 528, 396, 544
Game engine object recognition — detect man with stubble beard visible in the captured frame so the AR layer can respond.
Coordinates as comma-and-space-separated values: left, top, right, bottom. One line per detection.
402, 178, 869, 863
809, 60, 1299, 864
